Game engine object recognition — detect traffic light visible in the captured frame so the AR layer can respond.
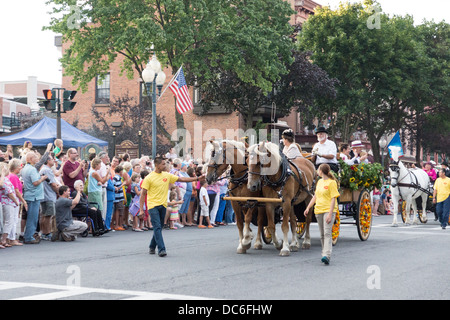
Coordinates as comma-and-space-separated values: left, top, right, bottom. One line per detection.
42, 89, 57, 111
62, 90, 77, 112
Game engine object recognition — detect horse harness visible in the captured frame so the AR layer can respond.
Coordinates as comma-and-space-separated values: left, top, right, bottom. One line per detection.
249, 151, 312, 205
390, 163, 432, 199
207, 142, 256, 209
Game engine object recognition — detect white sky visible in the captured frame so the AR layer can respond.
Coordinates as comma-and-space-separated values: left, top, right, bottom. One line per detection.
0, 0, 448, 85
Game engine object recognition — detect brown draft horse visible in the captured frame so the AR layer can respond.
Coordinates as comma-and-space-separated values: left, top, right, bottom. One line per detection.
205, 140, 266, 253
247, 141, 316, 256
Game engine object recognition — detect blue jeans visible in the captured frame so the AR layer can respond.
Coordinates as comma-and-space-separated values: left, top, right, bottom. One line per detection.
105, 200, 114, 229
436, 196, 450, 228
149, 205, 166, 253
179, 191, 192, 214
24, 199, 41, 242
224, 199, 235, 223
215, 193, 227, 223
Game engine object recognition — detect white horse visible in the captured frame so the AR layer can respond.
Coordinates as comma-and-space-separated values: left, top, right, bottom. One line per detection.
388, 146, 430, 226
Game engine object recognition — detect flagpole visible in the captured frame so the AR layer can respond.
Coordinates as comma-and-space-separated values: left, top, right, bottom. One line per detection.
157, 65, 182, 103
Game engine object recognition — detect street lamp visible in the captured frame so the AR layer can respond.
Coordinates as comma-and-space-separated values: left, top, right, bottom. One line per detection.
142, 55, 166, 159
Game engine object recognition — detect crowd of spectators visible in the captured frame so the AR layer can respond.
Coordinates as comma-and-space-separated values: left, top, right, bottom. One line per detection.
0, 140, 235, 249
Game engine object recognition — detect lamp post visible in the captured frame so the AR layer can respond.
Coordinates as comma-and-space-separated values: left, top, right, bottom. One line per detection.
142, 55, 166, 159
112, 131, 116, 159
379, 136, 387, 182
138, 130, 142, 158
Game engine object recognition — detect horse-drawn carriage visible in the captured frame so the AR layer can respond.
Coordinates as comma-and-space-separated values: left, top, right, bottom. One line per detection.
205, 139, 381, 256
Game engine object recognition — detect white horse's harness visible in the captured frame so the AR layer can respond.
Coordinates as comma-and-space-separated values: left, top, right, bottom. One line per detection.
390, 162, 431, 200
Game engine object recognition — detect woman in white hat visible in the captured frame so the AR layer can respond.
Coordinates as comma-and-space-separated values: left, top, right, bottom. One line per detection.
350, 140, 368, 164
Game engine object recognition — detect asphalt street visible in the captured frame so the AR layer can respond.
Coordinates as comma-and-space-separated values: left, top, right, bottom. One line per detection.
1, 213, 449, 300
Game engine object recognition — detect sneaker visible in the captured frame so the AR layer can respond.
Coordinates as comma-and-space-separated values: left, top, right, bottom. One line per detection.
321, 256, 330, 265
41, 233, 52, 241
61, 233, 73, 242
149, 248, 156, 254
24, 238, 41, 244
158, 250, 167, 257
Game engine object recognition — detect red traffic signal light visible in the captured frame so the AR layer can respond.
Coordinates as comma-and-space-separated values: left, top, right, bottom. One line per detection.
43, 89, 53, 100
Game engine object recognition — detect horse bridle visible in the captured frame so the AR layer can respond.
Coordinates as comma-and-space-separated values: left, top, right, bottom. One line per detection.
207, 141, 248, 185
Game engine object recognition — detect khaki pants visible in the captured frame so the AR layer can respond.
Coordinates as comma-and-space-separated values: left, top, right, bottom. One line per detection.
62, 221, 88, 239
315, 212, 336, 260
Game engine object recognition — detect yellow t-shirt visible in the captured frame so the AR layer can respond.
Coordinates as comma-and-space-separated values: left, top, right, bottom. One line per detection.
314, 178, 340, 214
141, 171, 179, 210
434, 177, 450, 203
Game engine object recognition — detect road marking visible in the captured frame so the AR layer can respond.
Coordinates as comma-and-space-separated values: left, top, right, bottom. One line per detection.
0, 281, 214, 300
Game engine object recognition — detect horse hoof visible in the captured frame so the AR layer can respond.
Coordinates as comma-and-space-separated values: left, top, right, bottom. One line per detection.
253, 243, 263, 250
236, 247, 247, 254
289, 244, 299, 252
242, 242, 251, 250
275, 243, 283, 250
302, 243, 311, 250
392, 223, 398, 227
280, 249, 290, 256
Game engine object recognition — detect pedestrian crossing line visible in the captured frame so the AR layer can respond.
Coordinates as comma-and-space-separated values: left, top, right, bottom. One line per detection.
0, 281, 214, 300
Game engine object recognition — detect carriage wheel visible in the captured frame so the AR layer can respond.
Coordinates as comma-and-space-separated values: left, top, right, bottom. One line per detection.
356, 189, 372, 241
297, 222, 306, 239
261, 226, 272, 244
332, 209, 340, 246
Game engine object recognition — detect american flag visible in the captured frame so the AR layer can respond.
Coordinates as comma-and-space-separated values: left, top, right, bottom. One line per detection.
169, 67, 193, 114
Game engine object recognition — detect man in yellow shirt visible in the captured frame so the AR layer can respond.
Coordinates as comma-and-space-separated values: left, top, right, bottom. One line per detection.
433, 169, 450, 230
139, 157, 204, 256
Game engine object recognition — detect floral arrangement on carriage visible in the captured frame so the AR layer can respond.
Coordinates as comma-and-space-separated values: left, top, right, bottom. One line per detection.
338, 160, 383, 192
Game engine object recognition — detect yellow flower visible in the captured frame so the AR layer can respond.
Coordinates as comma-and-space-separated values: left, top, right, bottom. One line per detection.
350, 177, 355, 182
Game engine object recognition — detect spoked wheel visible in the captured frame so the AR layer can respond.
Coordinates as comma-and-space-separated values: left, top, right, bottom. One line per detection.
297, 222, 306, 239
332, 209, 340, 246
261, 226, 272, 244
356, 189, 372, 241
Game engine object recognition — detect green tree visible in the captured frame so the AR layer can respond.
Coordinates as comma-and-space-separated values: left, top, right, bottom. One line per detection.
44, 0, 295, 138
198, 50, 337, 130
297, 0, 436, 162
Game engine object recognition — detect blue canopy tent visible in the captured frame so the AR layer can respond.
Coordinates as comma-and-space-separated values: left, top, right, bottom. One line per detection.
0, 116, 108, 148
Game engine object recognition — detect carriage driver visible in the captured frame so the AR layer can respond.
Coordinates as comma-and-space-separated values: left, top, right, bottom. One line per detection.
281, 129, 302, 160
311, 127, 339, 173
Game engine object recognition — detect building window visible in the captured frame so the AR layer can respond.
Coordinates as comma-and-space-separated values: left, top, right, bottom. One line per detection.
95, 73, 110, 104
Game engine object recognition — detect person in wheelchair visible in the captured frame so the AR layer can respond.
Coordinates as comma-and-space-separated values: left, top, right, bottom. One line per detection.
71, 180, 106, 236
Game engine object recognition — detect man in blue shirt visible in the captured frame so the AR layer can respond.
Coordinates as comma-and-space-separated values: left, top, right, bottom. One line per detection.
22, 143, 52, 244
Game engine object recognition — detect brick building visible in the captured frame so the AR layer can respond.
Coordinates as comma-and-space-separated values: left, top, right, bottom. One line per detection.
58, 0, 321, 157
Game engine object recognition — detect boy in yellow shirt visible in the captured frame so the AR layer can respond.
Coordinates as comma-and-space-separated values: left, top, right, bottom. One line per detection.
433, 169, 450, 229
139, 157, 204, 256
304, 163, 340, 265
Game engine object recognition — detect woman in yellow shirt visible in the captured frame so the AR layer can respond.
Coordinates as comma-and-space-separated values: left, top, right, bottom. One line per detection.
433, 169, 450, 230
304, 163, 340, 265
